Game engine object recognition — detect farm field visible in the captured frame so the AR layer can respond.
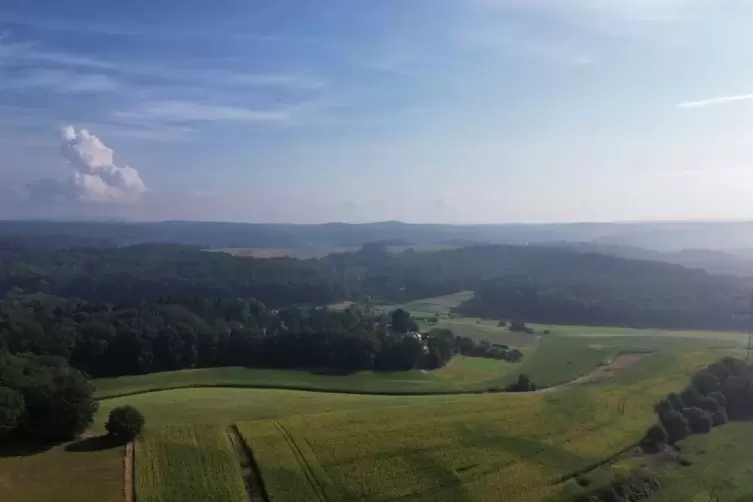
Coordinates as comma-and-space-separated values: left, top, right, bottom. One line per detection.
236, 351, 715, 502
557, 421, 753, 502
3, 345, 728, 502
136, 425, 247, 502
7, 288, 749, 502
0, 440, 123, 502
95, 329, 742, 400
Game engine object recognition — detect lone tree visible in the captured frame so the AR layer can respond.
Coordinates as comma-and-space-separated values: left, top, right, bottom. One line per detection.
105, 406, 145, 442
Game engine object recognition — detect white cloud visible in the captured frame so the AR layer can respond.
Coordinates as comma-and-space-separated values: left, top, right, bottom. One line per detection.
4, 69, 121, 93
56, 126, 147, 202
227, 73, 325, 90
114, 100, 308, 124
676, 93, 753, 109
478, 0, 706, 22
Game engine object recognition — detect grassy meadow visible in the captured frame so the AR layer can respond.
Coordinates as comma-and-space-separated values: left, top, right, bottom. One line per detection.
5, 289, 750, 502
236, 351, 715, 502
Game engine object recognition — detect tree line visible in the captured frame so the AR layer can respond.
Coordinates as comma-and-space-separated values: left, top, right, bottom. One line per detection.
1, 240, 751, 331
1, 295, 525, 378
641, 356, 753, 452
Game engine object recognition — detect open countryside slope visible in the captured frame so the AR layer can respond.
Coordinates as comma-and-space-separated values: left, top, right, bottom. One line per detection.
236, 351, 715, 502
95, 327, 743, 400
1, 345, 726, 502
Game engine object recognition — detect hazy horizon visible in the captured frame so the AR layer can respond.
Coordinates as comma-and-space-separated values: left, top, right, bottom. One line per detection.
4, 1, 753, 223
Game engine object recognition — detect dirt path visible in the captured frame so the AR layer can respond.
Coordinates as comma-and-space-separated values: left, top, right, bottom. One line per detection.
535, 353, 649, 394
124, 442, 134, 502
227, 425, 268, 502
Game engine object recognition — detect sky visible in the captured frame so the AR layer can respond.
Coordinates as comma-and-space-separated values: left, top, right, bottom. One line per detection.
3, 0, 753, 223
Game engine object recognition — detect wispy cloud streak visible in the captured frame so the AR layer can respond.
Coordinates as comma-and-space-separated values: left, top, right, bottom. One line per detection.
676, 93, 753, 109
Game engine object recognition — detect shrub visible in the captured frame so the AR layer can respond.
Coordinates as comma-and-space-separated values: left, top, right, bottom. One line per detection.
681, 388, 702, 408
681, 407, 712, 434
692, 370, 720, 395
706, 361, 731, 384
506, 374, 536, 392
709, 391, 726, 409
105, 406, 145, 441
697, 396, 720, 414
667, 393, 685, 411
640, 424, 667, 454
659, 410, 691, 443
645, 424, 667, 444
711, 408, 728, 427
509, 321, 528, 333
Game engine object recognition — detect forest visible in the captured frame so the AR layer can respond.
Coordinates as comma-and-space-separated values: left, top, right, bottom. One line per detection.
0, 240, 750, 331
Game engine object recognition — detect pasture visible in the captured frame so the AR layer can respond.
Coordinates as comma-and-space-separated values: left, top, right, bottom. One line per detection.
236, 351, 714, 502
4, 299, 747, 502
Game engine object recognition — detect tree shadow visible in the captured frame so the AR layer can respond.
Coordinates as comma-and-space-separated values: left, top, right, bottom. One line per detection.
64, 435, 123, 453
0, 441, 53, 458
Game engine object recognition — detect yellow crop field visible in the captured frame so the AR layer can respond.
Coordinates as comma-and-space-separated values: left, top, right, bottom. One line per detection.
135, 425, 247, 502
239, 351, 715, 502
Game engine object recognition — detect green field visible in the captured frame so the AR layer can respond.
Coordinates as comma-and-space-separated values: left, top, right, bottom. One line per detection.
5, 297, 750, 502
136, 425, 247, 502
235, 351, 714, 502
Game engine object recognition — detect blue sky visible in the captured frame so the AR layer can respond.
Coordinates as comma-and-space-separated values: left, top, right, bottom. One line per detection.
3, 0, 753, 223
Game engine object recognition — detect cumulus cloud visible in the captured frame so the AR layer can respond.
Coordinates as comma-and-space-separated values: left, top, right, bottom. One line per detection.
25, 126, 147, 204
59, 126, 147, 202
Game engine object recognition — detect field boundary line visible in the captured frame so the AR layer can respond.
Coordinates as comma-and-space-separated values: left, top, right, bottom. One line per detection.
124, 441, 134, 502
227, 425, 269, 502
273, 421, 329, 502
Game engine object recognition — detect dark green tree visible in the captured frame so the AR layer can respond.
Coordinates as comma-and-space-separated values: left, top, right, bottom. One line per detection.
659, 410, 691, 444
681, 407, 712, 434
692, 370, 720, 395
105, 406, 145, 442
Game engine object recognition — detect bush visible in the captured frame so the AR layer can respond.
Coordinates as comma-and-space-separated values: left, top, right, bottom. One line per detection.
681, 407, 712, 434
681, 388, 702, 408
645, 424, 667, 444
640, 424, 667, 454
105, 406, 145, 441
509, 321, 528, 333
697, 396, 720, 414
709, 391, 726, 409
659, 410, 691, 444
711, 408, 728, 427
667, 393, 685, 411
692, 370, 720, 395
506, 374, 536, 392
